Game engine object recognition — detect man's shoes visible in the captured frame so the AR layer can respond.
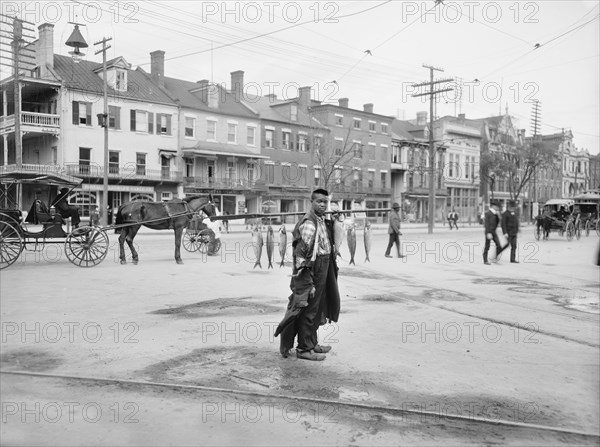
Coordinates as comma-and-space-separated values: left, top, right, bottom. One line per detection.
296, 350, 326, 361
314, 344, 331, 354
484, 261, 491, 265
385, 254, 392, 258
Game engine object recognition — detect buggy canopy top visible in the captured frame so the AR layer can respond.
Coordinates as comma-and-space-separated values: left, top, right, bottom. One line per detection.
0, 167, 82, 188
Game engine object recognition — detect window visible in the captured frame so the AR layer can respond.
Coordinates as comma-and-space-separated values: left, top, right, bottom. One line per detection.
335, 139, 343, 156
226, 161, 236, 184
353, 118, 361, 129
381, 172, 387, 188
265, 129, 274, 148
246, 162, 256, 186
228, 123, 237, 143
157, 114, 171, 135
185, 159, 193, 178
291, 104, 297, 121
352, 169, 361, 188
136, 153, 146, 176
109, 151, 119, 174
185, 117, 195, 138
353, 143, 363, 158
299, 166, 307, 186
161, 192, 173, 201
368, 144, 376, 160
380, 145, 388, 161
115, 70, 126, 91
79, 147, 91, 175
381, 123, 388, 134
52, 146, 57, 164
282, 131, 291, 150
314, 135, 322, 153
108, 106, 120, 129
207, 120, 217, 140
297, 134, 308, 152
314, 167, 320, 186
130, 110, 152, 133
266, 164, 274, 183
335, 115, 343, 126
465, 156, 470, 179
369, 121, 376, 132
368, 171, 375, 188
448, 154, 454, 178
247, 126, 256, 146
72, 101, 92, 126
161, 156, 171, 179
334, 167, 342, 184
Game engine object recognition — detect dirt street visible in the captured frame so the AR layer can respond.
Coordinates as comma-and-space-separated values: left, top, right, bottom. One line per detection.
1, 224, 599, 445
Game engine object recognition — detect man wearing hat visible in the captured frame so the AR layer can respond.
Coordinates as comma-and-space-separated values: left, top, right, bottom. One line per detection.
483, 199, 506, 265
385, 202, 404, 258
52, 188, 81, 228
501, 200, 520, 263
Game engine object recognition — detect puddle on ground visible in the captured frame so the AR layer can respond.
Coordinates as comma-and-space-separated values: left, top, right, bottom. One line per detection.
150, 297, 281, 318
422, 289, 474, 302
549, 292, 600, 315
0, 348, 63, 371
472, 277, 547, 288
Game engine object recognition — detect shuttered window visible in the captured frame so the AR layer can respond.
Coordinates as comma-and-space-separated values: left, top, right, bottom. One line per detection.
72, 101, 92, 126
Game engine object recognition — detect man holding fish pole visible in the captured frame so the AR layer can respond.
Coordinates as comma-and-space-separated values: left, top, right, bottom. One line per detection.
275, 188, 341, 361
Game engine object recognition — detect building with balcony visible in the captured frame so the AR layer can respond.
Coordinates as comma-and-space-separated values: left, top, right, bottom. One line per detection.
245, 85, 329, 222
307, 98, 394, 223
1, 23, 181, 216
590, 153, 600, 190
142, 60, 266, 215
391, 114, 448, 223
434, 114, 482, 223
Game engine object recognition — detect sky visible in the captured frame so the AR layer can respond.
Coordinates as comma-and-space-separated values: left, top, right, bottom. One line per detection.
2, 0, 599, 154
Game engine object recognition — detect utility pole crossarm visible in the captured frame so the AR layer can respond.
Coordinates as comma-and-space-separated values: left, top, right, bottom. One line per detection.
412, 87, 454, 98
411, 78, 454, 88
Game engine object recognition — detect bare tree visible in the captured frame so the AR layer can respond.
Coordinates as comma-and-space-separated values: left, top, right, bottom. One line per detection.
480, 140, 559, 201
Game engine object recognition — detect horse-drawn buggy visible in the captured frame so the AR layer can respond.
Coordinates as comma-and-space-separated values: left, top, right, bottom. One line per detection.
534, 198, 579, 241
0, 169, 110, 269
0, 167, 217, 269
572, 190, 600, 237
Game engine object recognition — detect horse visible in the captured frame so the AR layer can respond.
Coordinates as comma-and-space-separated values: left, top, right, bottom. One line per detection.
115, 195, 216, 265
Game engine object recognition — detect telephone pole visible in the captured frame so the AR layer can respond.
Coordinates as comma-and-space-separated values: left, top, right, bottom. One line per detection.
94, 36, 112, 226
412, 65, 453, 234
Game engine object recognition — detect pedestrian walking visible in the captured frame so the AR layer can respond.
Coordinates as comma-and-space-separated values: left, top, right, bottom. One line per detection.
276, 188, 341, 361
501, 200, 520, 263
483, 199, 507, 265
447, 208, 459, 230
385, 202, 404, 258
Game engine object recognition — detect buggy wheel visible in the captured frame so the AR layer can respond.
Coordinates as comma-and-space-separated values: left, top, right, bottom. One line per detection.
182, 230, 201, 252
0, 221, 23, 270
575, 222, 581, 240
65, 226, 109, 267
534, 226, 541, 241
585, 220, 591, 237
565, 221, 574, 241
198, 229, 215, 254
211, 238, 221, 255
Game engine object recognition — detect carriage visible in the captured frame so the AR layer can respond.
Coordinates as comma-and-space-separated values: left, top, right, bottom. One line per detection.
534, 198, 579, 241
0, 169, 110, 269
572, 190, 600, 237
182, 215, 221, 255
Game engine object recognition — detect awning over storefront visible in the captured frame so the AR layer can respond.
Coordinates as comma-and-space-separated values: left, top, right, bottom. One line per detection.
182, 141, 269, 160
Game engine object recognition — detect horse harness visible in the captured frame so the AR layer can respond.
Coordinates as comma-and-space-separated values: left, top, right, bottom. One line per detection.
162, 200, 194, 229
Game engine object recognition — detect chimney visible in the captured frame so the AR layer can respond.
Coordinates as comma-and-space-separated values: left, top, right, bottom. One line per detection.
37, 23, 54, 79
363, 103, 373, 113
416, 111, 428, 126
231, 70, 244, 100
196, 79, 209, 87
338, 98, 349, 108
150, 50, 165, 87
458, 113, 465, 121
298, 86, 311, 110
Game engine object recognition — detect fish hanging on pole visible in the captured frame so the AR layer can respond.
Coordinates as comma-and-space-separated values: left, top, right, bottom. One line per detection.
252, 225, 263, 269
278, 224, 287, 267
266, 225, 275, 269
333, 217, 345, 258
347, 223, 356, 266
364, 220, 372, 263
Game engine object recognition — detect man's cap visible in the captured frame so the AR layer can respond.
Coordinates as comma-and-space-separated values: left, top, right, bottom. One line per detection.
490, 199, 500, 207
392, 202, 401, 209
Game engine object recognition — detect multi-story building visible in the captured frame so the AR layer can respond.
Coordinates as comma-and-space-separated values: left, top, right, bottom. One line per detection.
1, 23, 181, 216
247, 85, 329, 222
590, 153, 600, 190
307, 98, 393, 222
434, 114, 481, 223
390, 113, 448, 223
141, 59, 266, 215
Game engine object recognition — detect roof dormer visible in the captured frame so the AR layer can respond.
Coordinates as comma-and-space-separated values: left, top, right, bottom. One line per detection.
93, 56, 131, 92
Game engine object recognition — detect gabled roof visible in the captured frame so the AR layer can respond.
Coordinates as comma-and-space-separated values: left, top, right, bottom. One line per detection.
392, 119, 426, 140
53, 55, 175, 105
157, 75, 258, 118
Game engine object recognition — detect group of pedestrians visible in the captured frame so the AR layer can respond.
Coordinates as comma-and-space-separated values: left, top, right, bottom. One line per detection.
483, 199, 520, 265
